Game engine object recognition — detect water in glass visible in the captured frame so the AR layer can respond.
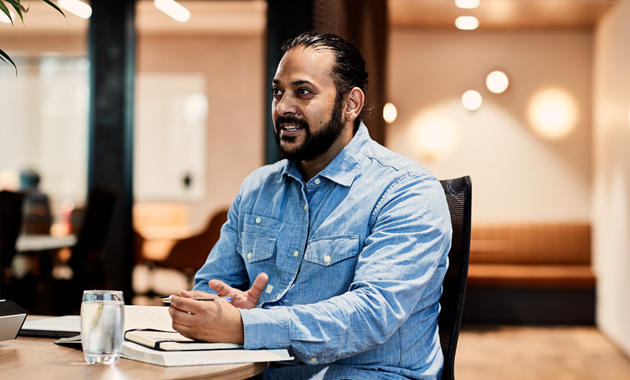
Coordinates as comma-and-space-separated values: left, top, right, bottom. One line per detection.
81, 291, 125, 365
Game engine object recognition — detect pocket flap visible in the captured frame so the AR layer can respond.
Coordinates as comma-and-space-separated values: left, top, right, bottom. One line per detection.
241, 233, 276, 263
304, 236, 359, 266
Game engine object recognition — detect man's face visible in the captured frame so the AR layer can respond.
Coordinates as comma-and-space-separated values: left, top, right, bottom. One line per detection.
271, 47, 346, 162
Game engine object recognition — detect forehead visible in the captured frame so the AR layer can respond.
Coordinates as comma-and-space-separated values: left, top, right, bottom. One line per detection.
274, 46, 336, 87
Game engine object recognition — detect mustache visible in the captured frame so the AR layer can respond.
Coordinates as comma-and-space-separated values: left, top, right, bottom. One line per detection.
275, 115, 309, 130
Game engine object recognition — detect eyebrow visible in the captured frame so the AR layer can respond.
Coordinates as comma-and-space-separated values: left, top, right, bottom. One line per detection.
272, 79, 315, 87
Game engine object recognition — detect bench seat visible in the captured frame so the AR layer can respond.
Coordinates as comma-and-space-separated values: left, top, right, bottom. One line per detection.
467, 264, 596, 288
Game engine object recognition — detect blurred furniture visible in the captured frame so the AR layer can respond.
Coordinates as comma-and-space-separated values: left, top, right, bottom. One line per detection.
134, 209, 228, 299
53, 187, 118, 314
156, 209, 228, 282
0, 190, 25, 298
465, 223, 596, 324
438, 176, 472, 380
16, 234, 76, 252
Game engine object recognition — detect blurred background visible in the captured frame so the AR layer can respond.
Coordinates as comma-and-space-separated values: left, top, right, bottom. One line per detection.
1, 1, 629, 378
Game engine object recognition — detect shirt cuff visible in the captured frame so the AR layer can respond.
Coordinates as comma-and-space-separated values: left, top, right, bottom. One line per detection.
240, 307, 291, 350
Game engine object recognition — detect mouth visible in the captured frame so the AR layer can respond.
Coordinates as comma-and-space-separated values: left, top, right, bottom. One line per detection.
282, 124, 302, 132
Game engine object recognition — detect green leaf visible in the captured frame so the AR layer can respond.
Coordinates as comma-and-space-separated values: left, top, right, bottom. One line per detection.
0, 1, 13, 26
41, 0, 67, 20
12, 5, 25, 26
0, 48, 18, 76
4, 0, 25, 26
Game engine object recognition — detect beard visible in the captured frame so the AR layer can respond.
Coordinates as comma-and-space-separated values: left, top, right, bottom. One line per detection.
274, 95, 345, 162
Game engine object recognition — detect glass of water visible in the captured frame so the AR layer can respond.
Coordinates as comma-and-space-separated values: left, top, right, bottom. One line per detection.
81, 290, 125, 365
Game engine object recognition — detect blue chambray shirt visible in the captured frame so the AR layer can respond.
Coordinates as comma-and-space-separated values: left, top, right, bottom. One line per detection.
194, 124, 452, 380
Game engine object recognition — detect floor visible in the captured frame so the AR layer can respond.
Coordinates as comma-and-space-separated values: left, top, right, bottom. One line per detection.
455, 325, 630, 380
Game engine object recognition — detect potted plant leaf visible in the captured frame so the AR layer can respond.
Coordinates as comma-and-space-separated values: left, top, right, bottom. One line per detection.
0, 0, 66, 74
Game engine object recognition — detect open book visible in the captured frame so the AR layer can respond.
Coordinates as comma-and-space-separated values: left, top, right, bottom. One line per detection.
120, 306, 293, 366
124, 329, 241, 351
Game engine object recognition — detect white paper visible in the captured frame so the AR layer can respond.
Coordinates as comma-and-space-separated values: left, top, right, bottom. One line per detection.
123, 305, 173, 331
21, 305, 173, 335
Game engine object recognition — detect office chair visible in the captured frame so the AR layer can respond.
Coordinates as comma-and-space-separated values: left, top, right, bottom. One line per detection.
154, 208, 228, 286
0, 190, 25, 298
52, 187, 118, 314
438, 176, 472, 380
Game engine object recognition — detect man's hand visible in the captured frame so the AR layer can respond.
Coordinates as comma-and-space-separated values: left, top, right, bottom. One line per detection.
206, 272, 269, 310
169, 273, 268, 344
168, 294, 244, 344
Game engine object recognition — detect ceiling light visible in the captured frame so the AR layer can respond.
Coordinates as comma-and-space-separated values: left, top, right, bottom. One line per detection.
455, 0, 480, 9
486, 71, 509, 94
527, 88, 577, 139
455, 16, 479, 30
58, 0, 92, 20
0, 9, 14, 24
154, 0, 191, 23
462, 90, 482, 111
383, 103, 398, 123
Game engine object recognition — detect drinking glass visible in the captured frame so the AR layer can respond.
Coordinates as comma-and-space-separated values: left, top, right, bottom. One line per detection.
80, 290, 125, 365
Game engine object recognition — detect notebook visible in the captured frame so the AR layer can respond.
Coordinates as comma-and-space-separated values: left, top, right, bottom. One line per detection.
19, 315, 81, 338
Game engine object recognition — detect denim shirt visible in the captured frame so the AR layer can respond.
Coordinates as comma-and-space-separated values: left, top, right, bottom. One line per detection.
194, 124, 452, 380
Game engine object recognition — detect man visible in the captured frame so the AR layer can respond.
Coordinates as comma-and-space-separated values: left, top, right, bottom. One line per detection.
168, 32, 452, 380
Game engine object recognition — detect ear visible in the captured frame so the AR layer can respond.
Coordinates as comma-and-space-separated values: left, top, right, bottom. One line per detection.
344, 87, 365, 123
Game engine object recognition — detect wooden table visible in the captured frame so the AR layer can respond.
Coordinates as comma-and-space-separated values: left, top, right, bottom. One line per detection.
0, 336, 267, 380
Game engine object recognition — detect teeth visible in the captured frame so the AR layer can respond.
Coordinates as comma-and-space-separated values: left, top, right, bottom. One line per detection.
284, 125, 300, 131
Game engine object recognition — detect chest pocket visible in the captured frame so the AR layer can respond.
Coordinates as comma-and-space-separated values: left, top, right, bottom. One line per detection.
304, 235, 360, 266
240, 213, 284, 263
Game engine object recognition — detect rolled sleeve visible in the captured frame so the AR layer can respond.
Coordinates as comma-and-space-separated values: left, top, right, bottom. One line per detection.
240, 307, 291, 350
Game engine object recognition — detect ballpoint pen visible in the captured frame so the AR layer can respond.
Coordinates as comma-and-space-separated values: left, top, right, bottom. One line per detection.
159, 295, 233, 304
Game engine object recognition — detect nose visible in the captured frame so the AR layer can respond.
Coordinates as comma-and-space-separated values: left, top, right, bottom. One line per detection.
275, 94, 297, 116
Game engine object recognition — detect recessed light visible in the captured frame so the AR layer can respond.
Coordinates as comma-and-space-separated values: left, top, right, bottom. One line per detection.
462, 90, 483, 111
154, 0, 191, 23
455, 0, 480, 9
486, 71, 509, 94
383, 103, 398, 124
455, 16, 479, 30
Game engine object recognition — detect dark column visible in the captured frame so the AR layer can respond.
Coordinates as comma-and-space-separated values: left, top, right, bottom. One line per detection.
313, 0, 389, 145
87, 0, 136, 300
264, 0, 314, 165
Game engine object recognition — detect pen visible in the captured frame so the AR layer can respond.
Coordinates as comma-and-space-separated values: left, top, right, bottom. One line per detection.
160, 296, 233, 304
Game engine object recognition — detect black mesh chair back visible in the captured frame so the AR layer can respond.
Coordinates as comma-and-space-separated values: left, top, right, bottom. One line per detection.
438, 176, 472, 380
0, 190, 25, 297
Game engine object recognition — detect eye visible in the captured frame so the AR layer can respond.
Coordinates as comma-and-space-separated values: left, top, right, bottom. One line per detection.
298, 88, 312, 96
272, 87, 283, 100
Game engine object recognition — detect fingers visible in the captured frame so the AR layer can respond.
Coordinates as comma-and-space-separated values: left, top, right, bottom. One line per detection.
209, 279, 236, 297
180, 289, 212, 298
247, 272, 269, 305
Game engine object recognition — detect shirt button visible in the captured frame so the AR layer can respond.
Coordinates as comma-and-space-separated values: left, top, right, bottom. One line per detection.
310, 358, 317, 363
247, 252, 253, 259
293, 250, 299, 257
324, 255, 331, 263
255, 217, 261, 224
276, 294, 282, 300
304, 204, 307, 211
314, 178, 321, 185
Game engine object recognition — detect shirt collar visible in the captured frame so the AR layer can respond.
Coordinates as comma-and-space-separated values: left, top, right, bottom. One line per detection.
280, 122, 371, 187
